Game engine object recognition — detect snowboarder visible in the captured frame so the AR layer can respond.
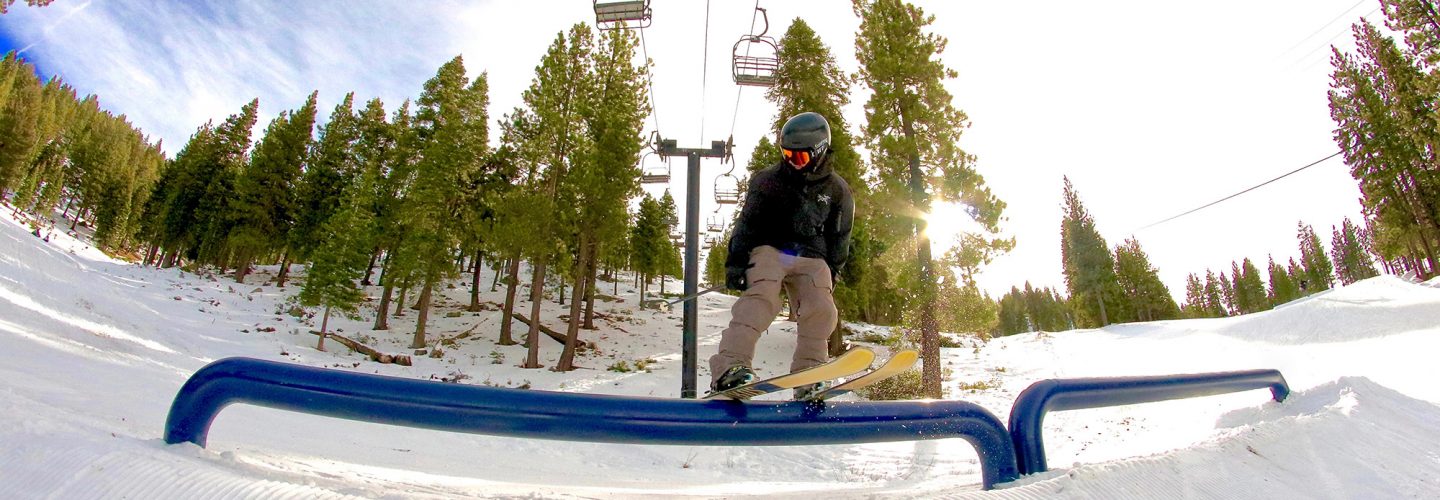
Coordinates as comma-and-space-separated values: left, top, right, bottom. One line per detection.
709, 111, 854, 398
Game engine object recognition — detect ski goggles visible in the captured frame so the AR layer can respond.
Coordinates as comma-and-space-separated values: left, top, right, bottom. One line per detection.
781, 148, 813, 168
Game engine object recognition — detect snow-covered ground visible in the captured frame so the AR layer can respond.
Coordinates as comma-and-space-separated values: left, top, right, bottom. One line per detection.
1, 209, 1438, 498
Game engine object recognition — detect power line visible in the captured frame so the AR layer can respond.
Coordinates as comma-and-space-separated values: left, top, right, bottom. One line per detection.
1136, 150, 1345, 231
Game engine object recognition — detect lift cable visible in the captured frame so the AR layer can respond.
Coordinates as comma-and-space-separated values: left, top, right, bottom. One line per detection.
699, 0, 713, 143
639, 27, 662, 136
1136, 150, 1344, 232
728, 0, 762, 141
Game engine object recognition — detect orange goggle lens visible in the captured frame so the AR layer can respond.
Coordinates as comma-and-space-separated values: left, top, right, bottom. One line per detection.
782, 148, 811, 167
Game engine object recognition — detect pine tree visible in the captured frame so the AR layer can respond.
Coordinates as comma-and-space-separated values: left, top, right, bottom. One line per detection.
1287, 257, 1312, 295
1060, 177, 1121, 327
291, 93, 360, 279
1267, 255, 1301, 307
1113, 237, 1178, 322
1298, 221, 1336, 291
1203, 270, 1228, 317
484, 110, 545, 345
853, 0, 1009, 398
370, 99, 418, 331
230, 92, 318, 283
392, 56, 489, 350
1331, 217, 1381, 285
629, 193, 668, 298
298, 170, 376, 352
191, 98, 260, 266
656, 190, 682, 294
0, 64, 41, 194
1232, 258, 1267, 315
1181, 273, 1207, 318
556, 25, 649, 371
510, 26, 594, 368
1023, 283, 1070, 332
994, 287, 1028, 336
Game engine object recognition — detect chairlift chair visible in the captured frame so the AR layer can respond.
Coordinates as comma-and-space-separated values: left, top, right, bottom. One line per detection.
594, 0, 652, 31
706, 216, 723, 233
714, 173, 741, 205
639, 152, 670, 184
732, 8, 779, 87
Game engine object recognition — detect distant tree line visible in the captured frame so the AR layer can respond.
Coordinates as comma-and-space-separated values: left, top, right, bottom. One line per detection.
994, 178, 1383, 337
1, 52, 164, 249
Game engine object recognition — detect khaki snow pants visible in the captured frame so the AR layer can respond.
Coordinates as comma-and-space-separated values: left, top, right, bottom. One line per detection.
708, 245, 838, 382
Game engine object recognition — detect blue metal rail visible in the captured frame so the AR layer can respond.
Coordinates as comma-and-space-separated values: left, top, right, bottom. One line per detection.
164, 357, 1020, 489
1007, 369, 1290, 475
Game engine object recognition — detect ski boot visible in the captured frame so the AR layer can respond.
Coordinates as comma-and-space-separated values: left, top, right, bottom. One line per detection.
711, 365, 756, 392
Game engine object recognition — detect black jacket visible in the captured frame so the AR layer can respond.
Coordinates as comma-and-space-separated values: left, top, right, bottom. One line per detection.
726, 156, 854, 276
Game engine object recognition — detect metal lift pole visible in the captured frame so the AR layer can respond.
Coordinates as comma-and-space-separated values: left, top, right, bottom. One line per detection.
657, 138, 729, 398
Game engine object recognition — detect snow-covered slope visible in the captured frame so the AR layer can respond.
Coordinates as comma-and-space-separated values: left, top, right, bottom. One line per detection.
2, 210, 1438, 498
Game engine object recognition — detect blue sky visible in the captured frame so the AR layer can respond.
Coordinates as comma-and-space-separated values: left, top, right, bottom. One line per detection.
0, 0, 1379, 300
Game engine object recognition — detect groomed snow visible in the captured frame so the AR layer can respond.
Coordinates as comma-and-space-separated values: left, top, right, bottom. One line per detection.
1, 209, 1437, 498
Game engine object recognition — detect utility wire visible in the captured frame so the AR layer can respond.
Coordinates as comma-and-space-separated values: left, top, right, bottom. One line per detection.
1281, 0, 1366, 56
1136, 150, 1345, 231
1294, 6, 1380, 67
699, 0, 712, 143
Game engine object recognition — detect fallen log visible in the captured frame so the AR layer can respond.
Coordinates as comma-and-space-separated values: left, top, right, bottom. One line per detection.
308, 330, 413, 366
510, 313, 568, 345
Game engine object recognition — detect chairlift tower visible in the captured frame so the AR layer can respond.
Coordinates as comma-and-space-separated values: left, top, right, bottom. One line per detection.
656, 135, 732, 398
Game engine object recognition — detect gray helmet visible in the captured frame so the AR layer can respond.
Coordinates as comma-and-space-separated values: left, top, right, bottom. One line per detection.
779, 112, 831, 169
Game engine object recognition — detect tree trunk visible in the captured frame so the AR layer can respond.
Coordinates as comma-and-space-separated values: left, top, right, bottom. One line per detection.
1096, 293, 1110, 326
144, 244, 160, 267
558, 235, 594, 371
828, 315, 846, 357
468, 249, 483, 311
900, 102, 943, 400
499, 258, 521, 345
374, 254, 395, 330
275, 248, 292, 287
491, 258, 504, 292
523, 259, 548, 369
361, 247, 380, 286
375, 279, 394, 330
410, 281, 433, 349
233, 251, 251, 284
317, 305, 331, 352
584, 251, 598, 330
394, 286, 409, 317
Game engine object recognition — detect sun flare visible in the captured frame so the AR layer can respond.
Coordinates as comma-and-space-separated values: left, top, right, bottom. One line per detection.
922, 201, 978, 251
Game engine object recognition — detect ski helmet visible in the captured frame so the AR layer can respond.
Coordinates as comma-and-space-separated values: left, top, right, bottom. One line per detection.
779, 112, 831, 170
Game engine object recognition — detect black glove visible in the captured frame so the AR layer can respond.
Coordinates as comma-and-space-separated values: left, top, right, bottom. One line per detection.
725, 265, 750, 291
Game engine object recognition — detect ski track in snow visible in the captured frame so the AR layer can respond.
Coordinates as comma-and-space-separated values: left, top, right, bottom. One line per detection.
2, 209, 1440, 498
